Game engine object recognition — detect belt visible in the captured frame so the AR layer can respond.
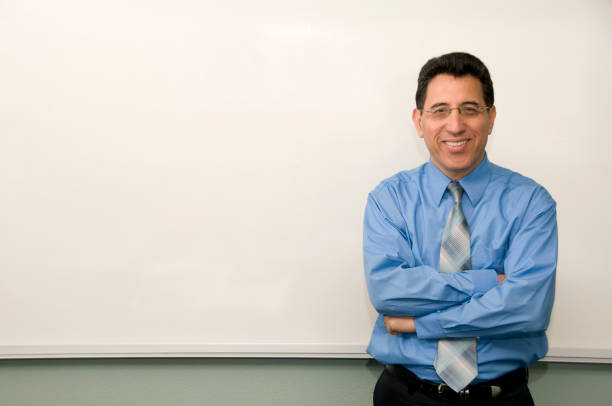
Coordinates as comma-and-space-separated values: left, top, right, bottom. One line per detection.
384, 365, 528, 402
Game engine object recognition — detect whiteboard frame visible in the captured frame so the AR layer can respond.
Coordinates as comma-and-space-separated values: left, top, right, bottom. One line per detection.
1, 345, 610, 363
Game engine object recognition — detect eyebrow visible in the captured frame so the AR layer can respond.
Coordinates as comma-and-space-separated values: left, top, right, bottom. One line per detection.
428, 102, 449, 109
427, 101, 481, 109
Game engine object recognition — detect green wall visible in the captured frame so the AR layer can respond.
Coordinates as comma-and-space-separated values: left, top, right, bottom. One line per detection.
1, 359, 610, 405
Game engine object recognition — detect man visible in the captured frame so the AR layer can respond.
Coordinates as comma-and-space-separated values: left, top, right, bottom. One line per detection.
363, 52, 557, 405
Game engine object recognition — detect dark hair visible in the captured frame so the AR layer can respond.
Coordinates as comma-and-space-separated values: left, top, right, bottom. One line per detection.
415, 52, 494, 109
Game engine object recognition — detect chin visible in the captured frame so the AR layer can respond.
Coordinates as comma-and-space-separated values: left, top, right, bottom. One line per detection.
445, 161, 471, 172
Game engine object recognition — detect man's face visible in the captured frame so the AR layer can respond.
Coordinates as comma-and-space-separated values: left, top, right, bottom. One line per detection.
412, 74, 496, 180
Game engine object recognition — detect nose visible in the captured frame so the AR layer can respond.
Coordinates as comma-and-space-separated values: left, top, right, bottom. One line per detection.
445, 109, 465, 134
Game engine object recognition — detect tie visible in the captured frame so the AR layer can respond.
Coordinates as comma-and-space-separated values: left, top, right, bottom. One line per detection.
434, 182, 478, 392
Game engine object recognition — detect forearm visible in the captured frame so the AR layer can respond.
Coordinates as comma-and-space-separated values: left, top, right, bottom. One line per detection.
366, 261, 499, 317
414, 272, 554, 339
384, 274, 506, 335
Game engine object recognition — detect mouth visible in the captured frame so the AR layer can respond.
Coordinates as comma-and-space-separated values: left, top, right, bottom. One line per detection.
443, 140, 468, 147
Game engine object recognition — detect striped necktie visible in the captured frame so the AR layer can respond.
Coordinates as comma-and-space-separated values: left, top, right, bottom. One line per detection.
434, 181, 478, 392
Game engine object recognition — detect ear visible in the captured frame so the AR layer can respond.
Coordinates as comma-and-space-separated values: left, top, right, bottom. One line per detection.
412, 108, 424, 138
487, 105, 497, 135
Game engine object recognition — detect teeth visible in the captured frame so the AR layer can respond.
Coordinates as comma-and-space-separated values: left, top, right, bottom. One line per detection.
445, 140, 467, 146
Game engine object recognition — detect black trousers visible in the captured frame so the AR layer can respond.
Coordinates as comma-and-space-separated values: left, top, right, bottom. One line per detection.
373, 368, 535, 406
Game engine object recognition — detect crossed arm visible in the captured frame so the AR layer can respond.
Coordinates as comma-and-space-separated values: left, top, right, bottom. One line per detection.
364, 187, 557, 340
383, 274, 506, 334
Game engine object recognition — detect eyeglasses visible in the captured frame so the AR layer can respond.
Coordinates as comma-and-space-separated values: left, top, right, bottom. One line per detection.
421, 105, 491, 120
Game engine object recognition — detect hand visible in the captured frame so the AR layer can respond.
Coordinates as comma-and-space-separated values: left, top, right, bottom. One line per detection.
383, 316, 416, 335
497, 273, 506, 284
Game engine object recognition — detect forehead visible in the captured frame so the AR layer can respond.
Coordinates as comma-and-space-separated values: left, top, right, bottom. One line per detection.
424, 74, 485, 106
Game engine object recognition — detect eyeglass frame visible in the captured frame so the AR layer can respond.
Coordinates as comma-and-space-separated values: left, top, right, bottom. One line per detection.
419, 103, 492, 119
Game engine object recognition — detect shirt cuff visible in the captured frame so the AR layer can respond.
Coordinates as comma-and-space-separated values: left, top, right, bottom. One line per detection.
414, 311, 444, 339
469, 269, 499, 295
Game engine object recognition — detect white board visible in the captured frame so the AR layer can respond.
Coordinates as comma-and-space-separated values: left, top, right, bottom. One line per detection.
1, 0, 611, 362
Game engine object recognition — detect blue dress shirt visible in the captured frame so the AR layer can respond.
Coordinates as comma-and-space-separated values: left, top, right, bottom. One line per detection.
363, 156, 557, 383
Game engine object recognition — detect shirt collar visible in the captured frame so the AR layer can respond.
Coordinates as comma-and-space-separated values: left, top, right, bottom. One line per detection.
425, 154, 492, 206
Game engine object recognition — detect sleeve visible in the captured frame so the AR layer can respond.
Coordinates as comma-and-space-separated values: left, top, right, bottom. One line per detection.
364, 188, 499, 317
414, 186, 557, 339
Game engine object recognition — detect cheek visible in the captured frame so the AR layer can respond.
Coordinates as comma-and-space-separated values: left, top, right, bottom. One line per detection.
424, 135, 440, 152
482, 120, 494, 135
422, 125, 442, 143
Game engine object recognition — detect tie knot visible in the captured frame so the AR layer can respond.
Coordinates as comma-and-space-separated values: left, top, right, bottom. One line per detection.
447, 182, 463, 204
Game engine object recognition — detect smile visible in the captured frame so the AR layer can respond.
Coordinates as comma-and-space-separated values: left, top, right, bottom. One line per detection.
443, 140, 468, 146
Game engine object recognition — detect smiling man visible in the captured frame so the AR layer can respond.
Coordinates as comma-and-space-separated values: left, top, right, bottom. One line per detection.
363, 52, 557, 405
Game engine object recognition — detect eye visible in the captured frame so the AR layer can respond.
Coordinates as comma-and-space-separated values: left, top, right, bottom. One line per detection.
432, 107, 449, 115
460, 106, 479, 115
